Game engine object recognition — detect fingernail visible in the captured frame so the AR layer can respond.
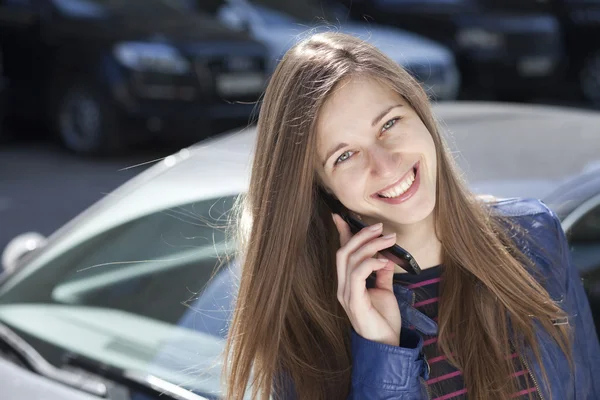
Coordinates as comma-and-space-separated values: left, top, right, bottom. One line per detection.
378, 258, 389, 263
369, 223, 383, 231
382, 233, 396, 240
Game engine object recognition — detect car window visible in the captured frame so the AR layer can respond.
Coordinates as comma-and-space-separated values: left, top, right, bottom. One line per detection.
567, 202, 600, 333
49, 195, 238, 325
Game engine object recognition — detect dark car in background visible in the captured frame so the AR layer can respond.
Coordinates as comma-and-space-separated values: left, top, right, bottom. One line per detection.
484, 0, 600, 105
0, 46, 5, 139
556, 0, 600, 105
343, 0, 564, 101
0, 0, 268, 155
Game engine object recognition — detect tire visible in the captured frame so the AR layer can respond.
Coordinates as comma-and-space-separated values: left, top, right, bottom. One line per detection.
54, 80, 124, 156
580, 50, 600, 106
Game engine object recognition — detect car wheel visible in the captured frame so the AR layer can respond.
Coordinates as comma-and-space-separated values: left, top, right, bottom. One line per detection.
580, 50, 600, 106
56, 80, 123, 155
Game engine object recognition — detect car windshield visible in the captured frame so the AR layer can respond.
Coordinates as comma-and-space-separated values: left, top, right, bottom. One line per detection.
0, 195, 242, 399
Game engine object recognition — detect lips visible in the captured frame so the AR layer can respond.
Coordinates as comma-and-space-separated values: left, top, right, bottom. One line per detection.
373, 162, 419, 199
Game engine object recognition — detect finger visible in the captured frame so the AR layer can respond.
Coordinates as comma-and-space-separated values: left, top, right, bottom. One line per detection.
337, 222, 384, 264
345, 257, 390, 311
346, 233, 396, 303
347, 233, 397, 272
374, 259, 395, 292
332, 214, 352, 298
332, 213, 352, 246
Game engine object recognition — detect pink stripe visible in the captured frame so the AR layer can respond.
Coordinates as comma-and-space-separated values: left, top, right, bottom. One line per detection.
427, 370, 462, 384
432, 388, 468, 400
414, 297, 439, 307
407, 278, 441, 289
511, 387, 537, 398
428, 354, 447, 364
511, 370, 527, 378
506, 352, 518, 360
424, 337, 438, 346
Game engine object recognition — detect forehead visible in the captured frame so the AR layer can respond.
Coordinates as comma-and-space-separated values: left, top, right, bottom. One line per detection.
316, 76, 405, 148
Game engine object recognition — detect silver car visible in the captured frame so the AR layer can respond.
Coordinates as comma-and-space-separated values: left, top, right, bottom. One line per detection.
1, 102, 599, 400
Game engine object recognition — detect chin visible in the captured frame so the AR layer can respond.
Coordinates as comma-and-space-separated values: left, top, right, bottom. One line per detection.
398, 198, 436, 225
383, 190, 436, 226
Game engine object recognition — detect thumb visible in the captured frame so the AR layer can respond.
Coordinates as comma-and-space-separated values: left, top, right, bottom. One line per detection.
374, 259, 395, 292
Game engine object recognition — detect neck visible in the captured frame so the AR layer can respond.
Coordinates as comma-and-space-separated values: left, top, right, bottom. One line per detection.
383, 213, 442, 273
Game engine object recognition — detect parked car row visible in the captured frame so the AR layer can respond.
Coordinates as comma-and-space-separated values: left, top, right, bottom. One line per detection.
0, 0, 462, 156
342, 0, 600, 104
1, 102, 599, 400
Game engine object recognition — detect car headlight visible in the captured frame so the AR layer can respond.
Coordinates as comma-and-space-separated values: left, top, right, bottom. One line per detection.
113, 42, 191, 75
456, 29, 504, 50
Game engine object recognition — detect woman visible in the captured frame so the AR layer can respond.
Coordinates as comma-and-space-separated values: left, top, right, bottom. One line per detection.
222, 32, 600, 399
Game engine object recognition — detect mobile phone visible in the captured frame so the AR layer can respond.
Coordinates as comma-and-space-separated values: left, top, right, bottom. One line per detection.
320, 190, 421, 275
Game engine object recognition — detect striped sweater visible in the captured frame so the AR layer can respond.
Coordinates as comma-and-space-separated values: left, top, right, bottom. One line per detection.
394, 265, 541, 400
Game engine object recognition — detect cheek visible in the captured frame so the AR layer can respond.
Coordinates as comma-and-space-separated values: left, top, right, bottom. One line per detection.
330, 174, 369, 209
425, 136, 438, 181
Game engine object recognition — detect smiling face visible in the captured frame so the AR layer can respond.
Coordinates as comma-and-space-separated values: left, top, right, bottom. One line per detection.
316, 75, 437, 227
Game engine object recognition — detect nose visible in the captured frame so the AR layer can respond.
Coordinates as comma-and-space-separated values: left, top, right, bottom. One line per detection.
367, 145, 399, 179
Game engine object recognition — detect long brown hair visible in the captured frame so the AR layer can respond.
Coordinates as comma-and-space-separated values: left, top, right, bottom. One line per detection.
222, 32, 571, 400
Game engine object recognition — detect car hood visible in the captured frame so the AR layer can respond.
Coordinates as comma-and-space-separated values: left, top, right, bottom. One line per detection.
50, 0, 256, 43
0, 304, 233, 398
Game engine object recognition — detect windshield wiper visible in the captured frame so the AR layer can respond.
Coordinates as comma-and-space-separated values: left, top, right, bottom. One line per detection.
0, 322, 213, 400
0, 321, 108, 397
64, 352, 215, 400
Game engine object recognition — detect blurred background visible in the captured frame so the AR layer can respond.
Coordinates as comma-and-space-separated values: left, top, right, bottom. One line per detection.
0, 2, 599, 399
1, 0, 600, 250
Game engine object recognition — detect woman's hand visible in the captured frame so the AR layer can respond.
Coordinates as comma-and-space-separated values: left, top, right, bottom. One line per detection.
332, 214, 402, 346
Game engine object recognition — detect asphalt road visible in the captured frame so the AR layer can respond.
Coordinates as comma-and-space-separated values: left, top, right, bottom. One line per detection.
1, 101, 600, 254
0, 139, 167, 251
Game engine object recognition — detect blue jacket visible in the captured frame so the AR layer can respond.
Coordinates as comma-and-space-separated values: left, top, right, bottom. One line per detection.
275, 198, 600, 399
346, 198, 600, 399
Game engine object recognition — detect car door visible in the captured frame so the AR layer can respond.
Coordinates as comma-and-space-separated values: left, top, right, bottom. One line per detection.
566, 199, 600, 333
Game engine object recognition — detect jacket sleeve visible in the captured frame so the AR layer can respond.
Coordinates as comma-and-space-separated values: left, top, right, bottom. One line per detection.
550, 209, 600, 398
349, 327, 430, 399
273, 328, 429, 399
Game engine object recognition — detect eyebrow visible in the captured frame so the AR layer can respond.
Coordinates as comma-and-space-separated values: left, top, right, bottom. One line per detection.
372, 104, 403, 127
322, 142, 349, 167
321, 104, 404, 167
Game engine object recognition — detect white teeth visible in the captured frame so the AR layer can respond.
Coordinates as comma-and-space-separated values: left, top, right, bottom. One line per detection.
378, 169, 416, 198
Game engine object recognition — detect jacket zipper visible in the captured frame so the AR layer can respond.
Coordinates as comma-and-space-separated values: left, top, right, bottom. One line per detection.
517, 350, 545, 400
420, 376, 432, 400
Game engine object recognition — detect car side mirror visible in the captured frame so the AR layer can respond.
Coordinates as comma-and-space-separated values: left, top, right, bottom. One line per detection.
1, 232, 47, 274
